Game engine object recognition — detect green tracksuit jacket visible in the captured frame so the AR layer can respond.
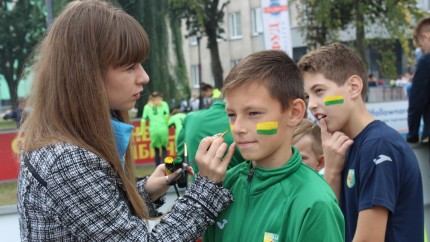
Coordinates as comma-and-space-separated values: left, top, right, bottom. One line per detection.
203, 147, 345, 242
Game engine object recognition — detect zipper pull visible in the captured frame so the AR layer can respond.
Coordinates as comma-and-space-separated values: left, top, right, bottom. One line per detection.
247, 166, 255, 182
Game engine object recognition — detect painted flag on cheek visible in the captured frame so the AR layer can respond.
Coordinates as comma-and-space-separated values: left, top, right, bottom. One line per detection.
256, 121, 278, 135
323, 95, 344, 106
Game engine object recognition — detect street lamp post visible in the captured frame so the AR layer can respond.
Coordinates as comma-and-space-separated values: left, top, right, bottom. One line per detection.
196, 32, 204, 110
45, 0, 54, 31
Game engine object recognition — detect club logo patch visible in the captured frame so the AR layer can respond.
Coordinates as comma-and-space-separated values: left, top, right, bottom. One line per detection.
263, 232, 279, 242
347, 169, 355, 188
217, 219, 227, 229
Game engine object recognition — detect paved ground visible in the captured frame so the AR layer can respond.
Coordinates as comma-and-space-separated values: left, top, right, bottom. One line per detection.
0, 187, 184, 241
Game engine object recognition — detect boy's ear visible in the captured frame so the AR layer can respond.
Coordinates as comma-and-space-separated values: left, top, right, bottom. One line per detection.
287, 98, 306, 126
316, 154, 325, 172
347, 75, 363, 99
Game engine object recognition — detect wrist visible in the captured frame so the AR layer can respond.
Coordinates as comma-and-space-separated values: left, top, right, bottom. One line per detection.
198, 173, 224, 187
324, 170, 342, 182
324, 166, 343, 175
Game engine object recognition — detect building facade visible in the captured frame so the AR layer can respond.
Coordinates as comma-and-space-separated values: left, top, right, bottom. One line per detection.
182, 0, 430, 93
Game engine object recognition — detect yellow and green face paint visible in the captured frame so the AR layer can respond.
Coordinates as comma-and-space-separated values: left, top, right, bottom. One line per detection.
323, 95, 344, 106
256, 121, 278, 135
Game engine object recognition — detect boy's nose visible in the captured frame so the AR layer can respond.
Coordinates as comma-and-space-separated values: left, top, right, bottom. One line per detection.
231, 118, 246, 134
307, 97, 318, 111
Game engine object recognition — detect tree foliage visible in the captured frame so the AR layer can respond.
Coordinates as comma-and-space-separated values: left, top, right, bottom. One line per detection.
169, 0, 229, 89
294, 0, 424, 78
0, 0, 45, 107
118, 0, 189, 115
294, 0, 352, 49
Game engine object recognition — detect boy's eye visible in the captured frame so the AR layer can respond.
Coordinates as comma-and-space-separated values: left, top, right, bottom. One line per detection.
315, 88, 323, 95
249, 112, 260, 116
227, 113, 236, 121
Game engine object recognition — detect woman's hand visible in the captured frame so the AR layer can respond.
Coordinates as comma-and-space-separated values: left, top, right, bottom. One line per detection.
145, 163, 194, 201
194, 136, 236, 184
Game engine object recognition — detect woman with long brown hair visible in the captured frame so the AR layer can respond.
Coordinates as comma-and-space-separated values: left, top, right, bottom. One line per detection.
17, 0, 235, 241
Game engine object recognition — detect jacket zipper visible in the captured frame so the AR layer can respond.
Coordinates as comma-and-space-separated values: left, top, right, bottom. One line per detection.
238, 164, 254, 241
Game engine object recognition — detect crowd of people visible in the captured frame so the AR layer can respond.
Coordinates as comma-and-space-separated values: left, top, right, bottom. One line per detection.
14, 0, 427, 241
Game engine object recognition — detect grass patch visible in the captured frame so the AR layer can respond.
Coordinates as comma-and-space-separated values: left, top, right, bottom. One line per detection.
0, 119, 17, 131
0, 181, 18, 206
0, 165, 157, 207
135, 164, 156, 177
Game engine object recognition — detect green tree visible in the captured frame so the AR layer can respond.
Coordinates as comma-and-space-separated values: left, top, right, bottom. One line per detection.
293, 0, 352, 49
118, 0, 190, 116
352, 0, 422, 72
169, 0, 228, 89
294, 0, 423, 78
52, 0, 71, 17
0, 0, 46, 107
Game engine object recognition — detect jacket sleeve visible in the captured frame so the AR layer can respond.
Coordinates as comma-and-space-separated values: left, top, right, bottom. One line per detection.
136, 177, 165, 217
176, 119, 186, 158
47, 149, 232, 241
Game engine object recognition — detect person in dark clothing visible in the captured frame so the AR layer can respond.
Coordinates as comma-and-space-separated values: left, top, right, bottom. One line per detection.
367, 74, 377, 87
407, 16, 430, 144
3, 107, 23, 128
2, 98, 27, 128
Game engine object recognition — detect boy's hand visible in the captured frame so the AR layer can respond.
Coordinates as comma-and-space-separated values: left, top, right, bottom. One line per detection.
195, 136, 236, 184
320, 118, 354, 174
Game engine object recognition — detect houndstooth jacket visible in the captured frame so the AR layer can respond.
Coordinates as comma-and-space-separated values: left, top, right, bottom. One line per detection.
17, 143, 233, 241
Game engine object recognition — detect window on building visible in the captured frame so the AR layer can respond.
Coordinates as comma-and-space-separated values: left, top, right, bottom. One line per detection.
191, 65, 200, 88
251, 7, 263, 36
230, 59, 241, 68
190, 35, 197, 45
229, 12, 242, 39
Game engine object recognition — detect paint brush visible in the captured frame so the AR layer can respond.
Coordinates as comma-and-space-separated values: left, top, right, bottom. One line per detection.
215, 129, 229, 138
177, 143, 188, 188
207, 129, 230, 151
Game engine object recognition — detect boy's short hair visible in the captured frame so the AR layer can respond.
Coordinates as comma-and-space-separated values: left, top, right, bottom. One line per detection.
223, 50, 304, 111
292, 119, 322, 156
200, 83, 213, 92
413, 17, 430, 47
298, 42, 368, 100
151, 91, 163, 98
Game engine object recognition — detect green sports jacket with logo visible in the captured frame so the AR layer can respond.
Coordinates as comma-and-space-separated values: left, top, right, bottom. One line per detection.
203, 147, 345, 242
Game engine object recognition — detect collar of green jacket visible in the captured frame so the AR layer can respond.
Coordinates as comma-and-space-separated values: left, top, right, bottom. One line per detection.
225, 147, 302, 195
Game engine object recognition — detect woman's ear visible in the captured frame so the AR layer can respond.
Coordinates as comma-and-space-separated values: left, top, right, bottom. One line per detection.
287, 98, 306, 127
348, 75, 363, 100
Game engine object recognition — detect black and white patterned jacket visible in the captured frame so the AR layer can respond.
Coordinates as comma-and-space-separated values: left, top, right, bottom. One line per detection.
17, 143, 232, 241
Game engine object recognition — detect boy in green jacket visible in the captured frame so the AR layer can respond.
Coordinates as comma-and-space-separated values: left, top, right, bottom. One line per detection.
203, 50, 344, 242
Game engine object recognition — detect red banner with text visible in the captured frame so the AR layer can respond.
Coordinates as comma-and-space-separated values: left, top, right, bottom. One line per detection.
0, 120, 177, 181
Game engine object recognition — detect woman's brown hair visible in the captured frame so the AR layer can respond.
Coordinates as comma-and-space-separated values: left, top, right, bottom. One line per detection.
20, 0, 151, 219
